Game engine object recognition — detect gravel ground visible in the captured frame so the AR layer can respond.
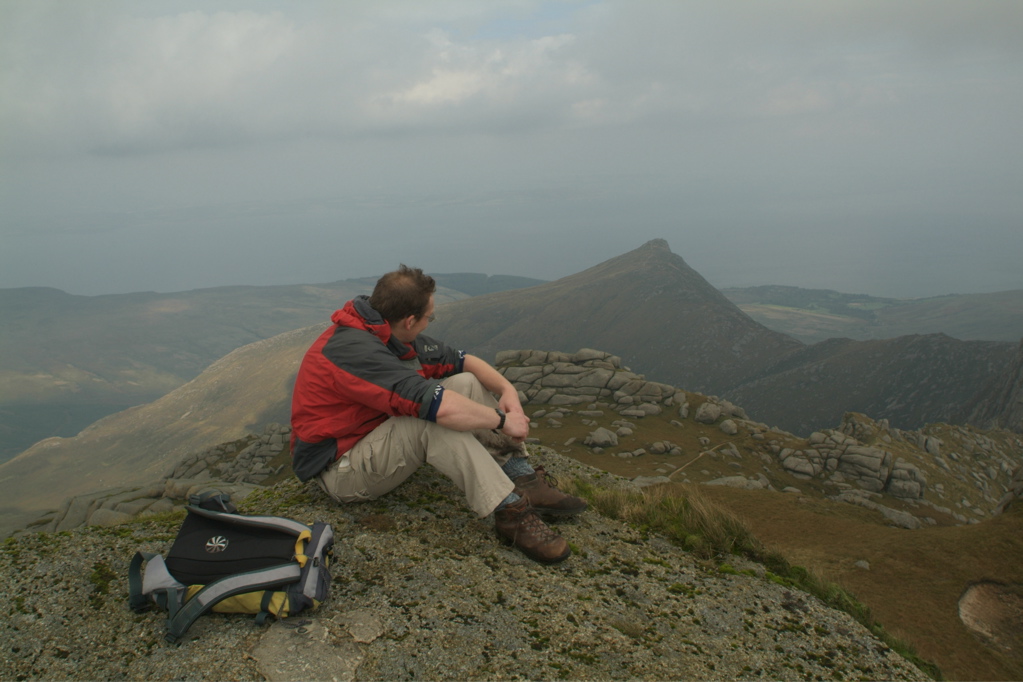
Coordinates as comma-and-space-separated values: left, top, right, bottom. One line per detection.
1, 451, 929, 681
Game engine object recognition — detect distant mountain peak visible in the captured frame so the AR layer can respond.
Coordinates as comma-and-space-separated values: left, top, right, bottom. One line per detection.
429, 239, 802, 394
641, 237, 670, 250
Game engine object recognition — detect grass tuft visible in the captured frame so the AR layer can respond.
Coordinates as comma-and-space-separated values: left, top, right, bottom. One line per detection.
566, 478, 943, 680
568, 480, 762, 561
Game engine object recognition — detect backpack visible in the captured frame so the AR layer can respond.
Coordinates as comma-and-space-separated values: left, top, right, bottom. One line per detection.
128, 491, 334, 644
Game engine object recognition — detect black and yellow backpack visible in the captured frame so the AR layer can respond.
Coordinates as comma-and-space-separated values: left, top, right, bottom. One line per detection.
128, 491, 334, 644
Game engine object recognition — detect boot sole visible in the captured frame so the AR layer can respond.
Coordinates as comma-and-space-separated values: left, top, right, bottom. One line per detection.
497, 534, 572, 564
531, 505, 587, 518
535, 547, 572, 564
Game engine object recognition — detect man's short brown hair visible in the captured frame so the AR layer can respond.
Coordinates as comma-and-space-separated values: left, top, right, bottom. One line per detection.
369, 264, 436, 323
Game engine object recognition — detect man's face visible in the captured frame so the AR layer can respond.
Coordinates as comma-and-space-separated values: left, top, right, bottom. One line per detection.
394, 294, 434, 342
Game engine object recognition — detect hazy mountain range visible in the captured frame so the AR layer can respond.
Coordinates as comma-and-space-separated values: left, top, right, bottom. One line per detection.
1, 239, 1020, 537
0, 273, 542, 462
4, 239, 1020, 464
723, 285, 1023, 344
426, 241, 1019, 436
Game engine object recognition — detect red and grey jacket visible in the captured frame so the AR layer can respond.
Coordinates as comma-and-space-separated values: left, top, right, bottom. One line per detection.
290, 296, 464, 481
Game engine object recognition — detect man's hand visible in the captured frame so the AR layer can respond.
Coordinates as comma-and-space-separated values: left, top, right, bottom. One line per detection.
497, 388, 529, 442
500, 409, 530, 442
434, 355, 532, 440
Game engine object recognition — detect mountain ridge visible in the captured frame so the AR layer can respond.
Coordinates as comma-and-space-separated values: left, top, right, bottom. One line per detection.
429, 239, 805, 395
5, 242, 1018, 463
0, 274, 541, 463
726, 333, 1015, 435
427, 240, 1017, 434
724, 285, 1023, 344
1, 240, 1019, 534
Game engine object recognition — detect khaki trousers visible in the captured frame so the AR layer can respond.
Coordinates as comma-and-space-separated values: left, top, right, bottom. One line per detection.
317, 373, 516, 517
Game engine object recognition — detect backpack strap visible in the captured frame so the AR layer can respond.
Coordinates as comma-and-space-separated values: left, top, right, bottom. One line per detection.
189, 490, 237, 513
163, 562, 302, 644
296, 522, 334, 604
255, 591, 276, 625
129, 551, 188, 614
128, 551, 159, 612
183, 505, 311, 536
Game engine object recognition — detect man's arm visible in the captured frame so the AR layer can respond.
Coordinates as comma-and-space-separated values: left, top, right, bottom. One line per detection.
434, 354, 530, 441
462, 354, 525, 417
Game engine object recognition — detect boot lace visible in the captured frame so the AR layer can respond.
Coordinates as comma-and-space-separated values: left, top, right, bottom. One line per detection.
517, 504, 560, 542
533, 465, 561, 490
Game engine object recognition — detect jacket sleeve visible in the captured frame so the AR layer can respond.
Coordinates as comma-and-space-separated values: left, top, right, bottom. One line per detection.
323, 328, 443, 419
413, 334, 465, 379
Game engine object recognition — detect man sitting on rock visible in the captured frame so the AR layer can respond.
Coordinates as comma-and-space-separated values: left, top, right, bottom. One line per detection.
290, 264, 586, 563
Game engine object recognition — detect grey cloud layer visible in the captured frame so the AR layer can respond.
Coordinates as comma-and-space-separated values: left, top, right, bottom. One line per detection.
8, 2, 1019, 155
1, 1, 1021, 297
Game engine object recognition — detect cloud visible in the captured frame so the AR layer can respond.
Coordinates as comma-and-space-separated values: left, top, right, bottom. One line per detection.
0, 1, 1021, 297
2, 2, 597, 154
4, 0, 1021, 156
1, 5, 304, 154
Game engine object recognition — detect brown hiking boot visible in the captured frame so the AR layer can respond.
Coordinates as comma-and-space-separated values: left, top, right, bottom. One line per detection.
494, 498, 571, 564
513, 466, 588, 517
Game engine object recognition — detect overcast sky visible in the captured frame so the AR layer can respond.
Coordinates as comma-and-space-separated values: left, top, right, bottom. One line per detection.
1, 1, 1021, 298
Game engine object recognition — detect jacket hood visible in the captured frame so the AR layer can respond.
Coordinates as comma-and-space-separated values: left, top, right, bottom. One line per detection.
332, 296, 389, 341
331, 296, 416, 359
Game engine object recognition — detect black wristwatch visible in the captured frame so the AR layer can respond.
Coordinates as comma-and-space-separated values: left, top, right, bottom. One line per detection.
494, 408, 506, 430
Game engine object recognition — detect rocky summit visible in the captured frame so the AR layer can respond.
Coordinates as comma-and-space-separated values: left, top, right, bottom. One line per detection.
0, 451, 928, 682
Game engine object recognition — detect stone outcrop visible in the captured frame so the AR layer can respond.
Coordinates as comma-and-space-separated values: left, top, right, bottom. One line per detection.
496, 348, 684, 412
995, 464, 1023, 514
832, 490, 924, 530
174, 422, 292, 484
496, 350, 1023, 527
23, 423, 292, 535
782, 423, 928, 500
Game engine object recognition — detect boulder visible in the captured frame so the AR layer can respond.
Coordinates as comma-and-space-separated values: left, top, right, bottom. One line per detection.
695, 402, 722, 424
584, 427, 619, 448
781, 454, 817, 479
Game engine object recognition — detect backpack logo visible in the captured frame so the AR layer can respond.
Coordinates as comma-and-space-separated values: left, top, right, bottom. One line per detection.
205, 536, 229, 553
